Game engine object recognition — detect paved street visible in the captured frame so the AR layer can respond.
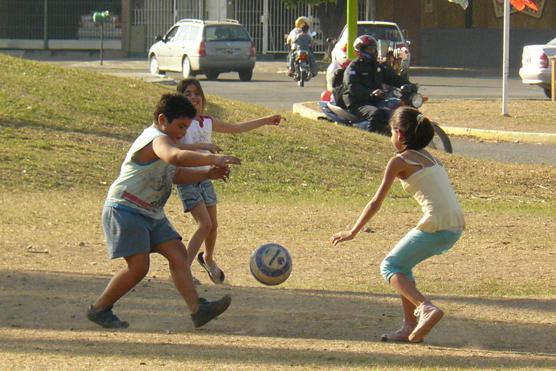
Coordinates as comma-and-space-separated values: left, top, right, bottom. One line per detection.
28, 56, 556, 165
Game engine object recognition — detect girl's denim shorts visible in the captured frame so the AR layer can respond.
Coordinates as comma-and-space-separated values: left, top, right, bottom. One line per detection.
176, 179, 217, 212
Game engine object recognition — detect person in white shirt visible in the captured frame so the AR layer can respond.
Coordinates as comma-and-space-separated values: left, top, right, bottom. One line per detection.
176, 78, 282, 284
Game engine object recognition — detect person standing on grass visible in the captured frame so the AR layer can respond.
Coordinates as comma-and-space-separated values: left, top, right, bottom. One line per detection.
175, 78, 282, 285
331, 107, 465, 343
87, 93, 240, 329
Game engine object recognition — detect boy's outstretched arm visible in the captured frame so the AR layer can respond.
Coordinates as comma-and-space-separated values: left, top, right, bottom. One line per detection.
174, 165, 230, 185
212, 115, 282, 134
153, 136, 240, 167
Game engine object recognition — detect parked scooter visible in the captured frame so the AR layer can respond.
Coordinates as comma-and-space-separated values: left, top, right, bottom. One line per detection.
319, 84, 453, 153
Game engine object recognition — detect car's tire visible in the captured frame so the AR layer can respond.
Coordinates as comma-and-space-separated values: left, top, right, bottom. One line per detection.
544, 88, 552, 99
182, 56, 192, 78
238, 68, 253, 81
206, 71, 220, 80
149, 55, 164, 75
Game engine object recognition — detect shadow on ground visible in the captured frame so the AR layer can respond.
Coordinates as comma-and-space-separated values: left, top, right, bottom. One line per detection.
0, 270, 554, 368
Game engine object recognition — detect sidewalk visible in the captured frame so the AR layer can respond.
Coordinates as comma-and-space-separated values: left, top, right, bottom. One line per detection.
292, 101, 556, 145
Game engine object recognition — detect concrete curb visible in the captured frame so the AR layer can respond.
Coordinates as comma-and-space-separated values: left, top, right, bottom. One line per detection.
292, 102, 556, 145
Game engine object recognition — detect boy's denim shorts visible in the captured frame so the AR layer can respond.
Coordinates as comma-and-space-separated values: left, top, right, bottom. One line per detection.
102, 205, 181, 259
380, 228, 462, 282
176, 179, 217, 212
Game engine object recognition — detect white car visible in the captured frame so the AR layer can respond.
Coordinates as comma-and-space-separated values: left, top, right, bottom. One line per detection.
519, 37, 556, 98
148, 19, 256, 81
325, 21, 410, 91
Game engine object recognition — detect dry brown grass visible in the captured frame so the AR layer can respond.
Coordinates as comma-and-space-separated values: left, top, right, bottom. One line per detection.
421, 99, 556, 133
1, 191, 555, 370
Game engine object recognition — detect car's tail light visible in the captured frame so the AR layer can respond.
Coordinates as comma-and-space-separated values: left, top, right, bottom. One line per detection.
197, 40, 206, 57
540, 52, 548, 68
249, 41, 256, 57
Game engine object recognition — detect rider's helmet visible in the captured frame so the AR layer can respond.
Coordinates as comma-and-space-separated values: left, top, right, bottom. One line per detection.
353, 35, 378, 62
295, 16, 310, 29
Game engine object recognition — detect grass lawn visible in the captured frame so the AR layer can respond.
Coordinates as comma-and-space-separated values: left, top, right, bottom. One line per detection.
1, 54, 555, 370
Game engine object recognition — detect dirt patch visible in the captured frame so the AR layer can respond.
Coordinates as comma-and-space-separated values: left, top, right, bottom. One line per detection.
1, 191, 555, 369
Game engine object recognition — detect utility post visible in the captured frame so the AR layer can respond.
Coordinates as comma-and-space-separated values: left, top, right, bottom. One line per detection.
366, 0, 376, 20
262, 0, 268, 55
43, 0, 48, 50
551, 56, 556, 102
347, 0, 358, 60
93, 11, 111, 65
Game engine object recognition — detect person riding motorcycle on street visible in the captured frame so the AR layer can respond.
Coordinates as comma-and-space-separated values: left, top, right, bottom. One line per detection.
338, 35, 411, 135
286, 17, 318, 78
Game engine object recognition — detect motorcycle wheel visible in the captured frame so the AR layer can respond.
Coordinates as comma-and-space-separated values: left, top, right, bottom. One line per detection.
429, 122, 453, 153
298, 74, 305, 87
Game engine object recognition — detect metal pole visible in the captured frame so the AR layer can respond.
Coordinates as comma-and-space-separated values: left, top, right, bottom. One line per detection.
347, 0, 358, 60
501, 0, 510, 116
262, 0, 268, 54
100, 23, 104, 65
550, 57, 556, 102
366, 0, 376, 20
43, 0, 48, 50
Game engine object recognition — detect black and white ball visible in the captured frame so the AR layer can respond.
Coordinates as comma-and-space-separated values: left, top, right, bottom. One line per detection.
250, 243, 292, 286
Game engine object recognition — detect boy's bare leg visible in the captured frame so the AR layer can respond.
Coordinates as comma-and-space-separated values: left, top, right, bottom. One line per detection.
186, 203, 212, 267
154, 240, 199, 313
93, 253, 150, 310
202, 204, 218, 265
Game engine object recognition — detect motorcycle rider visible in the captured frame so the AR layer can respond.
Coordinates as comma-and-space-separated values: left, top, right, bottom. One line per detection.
339, 35, 410, 135
286, 17, 318, 78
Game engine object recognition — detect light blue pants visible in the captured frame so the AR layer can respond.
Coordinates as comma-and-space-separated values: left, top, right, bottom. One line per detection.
380, 228, 462, 282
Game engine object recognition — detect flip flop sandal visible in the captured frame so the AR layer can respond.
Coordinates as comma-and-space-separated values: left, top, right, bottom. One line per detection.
197, 252, 225, 284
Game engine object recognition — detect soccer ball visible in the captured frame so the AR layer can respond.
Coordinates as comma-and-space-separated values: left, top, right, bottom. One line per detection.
249, 243, 292, 286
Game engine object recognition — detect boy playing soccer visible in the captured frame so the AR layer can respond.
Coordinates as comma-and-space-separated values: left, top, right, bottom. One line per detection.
87, 93, 240, 329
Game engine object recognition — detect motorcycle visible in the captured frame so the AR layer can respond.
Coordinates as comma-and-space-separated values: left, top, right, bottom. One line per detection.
292, 49, 312, 87
319, 84, 453, 153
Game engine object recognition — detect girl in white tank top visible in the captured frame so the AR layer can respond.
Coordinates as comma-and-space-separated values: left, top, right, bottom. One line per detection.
176, 78, 283, 284
332, 107, 464, 344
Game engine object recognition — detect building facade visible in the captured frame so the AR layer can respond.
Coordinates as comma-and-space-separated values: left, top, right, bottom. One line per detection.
1, 0, 554, 68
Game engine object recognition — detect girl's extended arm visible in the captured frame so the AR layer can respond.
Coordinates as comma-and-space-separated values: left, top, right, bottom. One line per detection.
152, 136, 240, 167
176, 142, 222, 153
331, 157, 403, 246
212, 115, 281, 134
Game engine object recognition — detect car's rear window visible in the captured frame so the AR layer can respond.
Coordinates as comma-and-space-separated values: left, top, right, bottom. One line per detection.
357, 25, 402, 42
205, 26, 251, 42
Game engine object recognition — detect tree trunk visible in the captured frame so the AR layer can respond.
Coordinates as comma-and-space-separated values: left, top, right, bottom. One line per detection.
315, 2, 347, 62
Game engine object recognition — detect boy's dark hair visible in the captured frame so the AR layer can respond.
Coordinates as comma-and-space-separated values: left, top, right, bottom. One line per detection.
390, 107, 434, 150
301, 24, 309, 33
176, 78, 206, 113
153, 93, 196, 123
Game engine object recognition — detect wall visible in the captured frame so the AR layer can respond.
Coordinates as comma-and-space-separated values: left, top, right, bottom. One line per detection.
404, 0, 554, 67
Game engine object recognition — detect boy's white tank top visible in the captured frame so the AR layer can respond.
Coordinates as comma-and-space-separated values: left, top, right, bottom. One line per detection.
398, 150, 465, 233
105, 125, 176, 219
180, 115, 213, 172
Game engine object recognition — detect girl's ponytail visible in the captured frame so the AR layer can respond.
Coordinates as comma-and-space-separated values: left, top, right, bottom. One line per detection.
390, 107, 434, 150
